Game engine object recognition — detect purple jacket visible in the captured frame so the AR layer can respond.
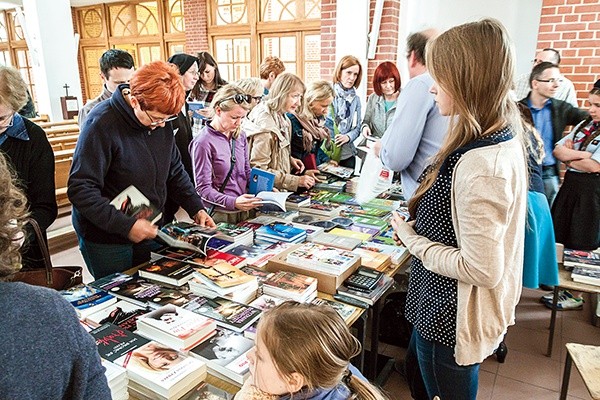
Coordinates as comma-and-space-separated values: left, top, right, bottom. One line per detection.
190, 124, 251, 211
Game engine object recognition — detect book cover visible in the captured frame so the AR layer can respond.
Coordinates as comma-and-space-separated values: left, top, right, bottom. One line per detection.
85, 300, 150, 332
286, 194, 311, 207
206, 237, 236, 252
286, 242, 358, 273
358, 242, 409, 265
110, 185, 162, 225
256, 191, 292, 212
215, 222, 252, 241
183, 296, 262, 333
248, 168, 275, 194
255, 223, 306, 241
329, 227, 372, 241
157, 222, 218, 256
300, 202, 341, 217
240, 265, 274, 283
180, 381, 234, 400
139, 257, 196, 286
189, 328, 254, 384
60, 283, 117, 318
564, 249, 600, 268
343, 206, 390, 219
262, 270, 317, 297
371, 227, 397, 246
317, 163, 354, 179
353, 247, 392, 271
188, 101, 206, 119
138, 304, 216, 340
194, 260, 254, 288
248, 293, 284, 312
152, 247, 197, 262
311, 297, 358, 323
310, 232, 362, 250
91, 323, 150, 362
204, 249, 247, 267
348, 224, 381, 237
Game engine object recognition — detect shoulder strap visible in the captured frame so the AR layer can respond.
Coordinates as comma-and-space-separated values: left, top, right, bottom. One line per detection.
207, 137, 236, 216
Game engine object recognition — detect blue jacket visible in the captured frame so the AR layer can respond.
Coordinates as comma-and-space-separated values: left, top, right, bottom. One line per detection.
68, 84, 204, 244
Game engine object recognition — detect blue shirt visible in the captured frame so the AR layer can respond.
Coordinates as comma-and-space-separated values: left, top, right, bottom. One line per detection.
528, 98, 556, 166
0, 113, 29, 146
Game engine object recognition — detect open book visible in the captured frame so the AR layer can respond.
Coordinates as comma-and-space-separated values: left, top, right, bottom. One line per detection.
256, 191, 292, 212
110, 185, 162, 224
157, 222, 218, 256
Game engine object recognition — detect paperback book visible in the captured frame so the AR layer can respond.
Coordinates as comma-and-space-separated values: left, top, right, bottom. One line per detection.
255, 223, 307, 244
262, 270, 318, 303
85, 300, 150, 332
248, 168, 275, 194
193, 260, 255, 289
353, 247, 392, 271
179, 382, 234, 400
183, 296, 262, 333
215, 222, 253, 245
371, 227, 397, 246
157, 222, 219, 256
285, 194, 311, 209
299, 201, 342, 218
329, 227, 372, 241
60, 283, 117, 319
286, 242, 359, 274
563, 249, 600, 270
358, 241, 410, 265
309, 232, 362, 251
110, 185, 162, 224
571, 266, 600, 286
256, 191, 293, 212
311, 297, 359, 323
317, 163, 354, 179
139, 257, 196, 286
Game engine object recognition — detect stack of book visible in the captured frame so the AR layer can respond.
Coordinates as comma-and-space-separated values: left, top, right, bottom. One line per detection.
357, 242, 410, 266
255, 223, 307, 245
206, 237, 236, 252
290, 222, 325, 240
571, 266, 600, 286
138, 257, 196, 286
189, 260, 258, 303
329, 227, 372, 241
227, 242, 294, 269
345, 177, 360, 194
563, 248, 600, 270
286, 242, 360, 275
309, 232, 362, 251
189, 328, 254, 385
215, 222, 254, 246
262, 270, 318, 302
353, 247, 392, 271
102, 360, 128, 400
299, 201, 342, 218
92, 323, 206, 400
314, 176, 347, 192
60, 284, 117, 319
85, 300, 150, 332
136, 305, 217, 351
188, 275, 258, 304
285, 194, 311, 209
336, 272, 395, 306
183, 296, 262, 333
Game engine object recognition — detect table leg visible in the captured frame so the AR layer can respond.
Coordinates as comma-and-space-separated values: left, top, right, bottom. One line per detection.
546, 286, 560, 357
351, 312, 368, 374
559, 351, 572, 400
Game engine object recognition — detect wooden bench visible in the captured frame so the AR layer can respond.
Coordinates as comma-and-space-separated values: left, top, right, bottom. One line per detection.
38, 118, 77, 129
48, 134, 79, 151
44, 125, 80, 137
30, 114, 49, 123
55, 156, 72, 209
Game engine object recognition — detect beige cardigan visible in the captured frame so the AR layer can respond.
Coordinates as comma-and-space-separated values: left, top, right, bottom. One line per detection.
243, 103, 300, 191
395, 139, 527, 365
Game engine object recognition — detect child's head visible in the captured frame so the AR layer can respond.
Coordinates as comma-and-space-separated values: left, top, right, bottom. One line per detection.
248, 301, 386, 399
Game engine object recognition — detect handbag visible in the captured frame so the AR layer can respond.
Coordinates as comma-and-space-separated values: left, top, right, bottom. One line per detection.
12, 218, 83, 290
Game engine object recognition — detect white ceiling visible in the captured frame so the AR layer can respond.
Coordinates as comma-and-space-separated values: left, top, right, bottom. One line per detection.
0, 0, 124, 10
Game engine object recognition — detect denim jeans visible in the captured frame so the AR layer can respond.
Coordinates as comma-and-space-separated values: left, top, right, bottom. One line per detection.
407, 329, 480, 400
78, 237, 162, 279
542, 166, 559, 207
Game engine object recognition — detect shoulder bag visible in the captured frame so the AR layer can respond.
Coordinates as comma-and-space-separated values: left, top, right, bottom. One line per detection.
207, 137, 237, 216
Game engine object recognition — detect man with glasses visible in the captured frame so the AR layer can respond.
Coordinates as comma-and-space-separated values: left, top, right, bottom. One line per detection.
69, 61, 215, 280
514, 48, 578, 107
519, 61, 588, 205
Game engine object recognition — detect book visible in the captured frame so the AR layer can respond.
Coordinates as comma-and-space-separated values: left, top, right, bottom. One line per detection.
310, 232, 362, 251
139, 257, 196, 286
256, 209, 300, 221
136, 304, 217, 350
206, 237, 236, 252
228, 244, 282, 268
317, 163, 354, 179
248, 167, 275, 194
314, 179, 346, 192
179, 382, 234, 400
193, 260, 254, 289
188, 276, 258, 304
329, 227, 372, 241
256, 191, 293, 212
290, 221, 325, 239
102, 359, 128, 400
371, 227, 397, 246
110, 185, 162, 224
188, 101, 206, 119
353, 247, 392, 271
189, 328, 254, 385
157, 222, 218, 256
60, 283, 117, 319
299, 202, 342, 218
343, 206, 391, 219
92, 323, 206, 400
262, 270, 318, 302
348, 224, 381, 237
563, 249, 600, 270
183, 296, 262, 333
215, 222, 253, 245
255, 223, 307, 244
311, 297, 359, 323
358, 241, 410, 265
286, 194, 311, 209
571, 266, 600, 286
286, 242, 359, 274
243, 294, 285, 339
85, 300, 150, 332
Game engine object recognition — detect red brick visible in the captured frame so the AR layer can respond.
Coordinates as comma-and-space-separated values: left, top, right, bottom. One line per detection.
580, 13, 597, 21
574, 66, 590, 73
574, 4, 600, 12
541, 6, 558, 15
541, 15, 563, 23
570, 39, 600, 47
557, 5, 574, 13
564, 14, 579, 22
562, 32, 577, 39
579, 31, 594, 39
554, 22, 587, 31
537, 33, 561, 41
577, 48, 593, 56
566, 0, 582, 4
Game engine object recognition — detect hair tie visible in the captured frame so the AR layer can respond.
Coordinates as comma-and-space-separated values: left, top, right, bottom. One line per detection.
342, 369, 353, 387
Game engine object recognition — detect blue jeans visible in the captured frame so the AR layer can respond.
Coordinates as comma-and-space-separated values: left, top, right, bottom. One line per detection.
542, 166, 559, 207
407, 329, 480, 400
78, 237, 161, 279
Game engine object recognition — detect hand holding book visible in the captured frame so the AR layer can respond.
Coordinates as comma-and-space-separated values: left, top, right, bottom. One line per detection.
235, 194, 263, 211
127, 219, 159, 243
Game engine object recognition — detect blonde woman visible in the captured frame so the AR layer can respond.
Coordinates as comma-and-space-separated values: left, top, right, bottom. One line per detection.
288, 80, 334, 170
236, 302, 387, 400
390, 19, 527, 399
243, 72, 315, 191
190, 84, 261, 222
235, 77, 264, 111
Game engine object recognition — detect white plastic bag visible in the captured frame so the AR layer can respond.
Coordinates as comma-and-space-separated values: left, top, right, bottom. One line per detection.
355, 148, 393, 204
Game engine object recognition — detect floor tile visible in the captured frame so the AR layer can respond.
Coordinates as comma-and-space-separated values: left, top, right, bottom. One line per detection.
496, 348, 562, 392
490, 375, 558, 400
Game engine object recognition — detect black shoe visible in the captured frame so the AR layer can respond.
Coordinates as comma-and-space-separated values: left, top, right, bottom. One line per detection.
539, 284, 554, 291
495, 341, 508, 363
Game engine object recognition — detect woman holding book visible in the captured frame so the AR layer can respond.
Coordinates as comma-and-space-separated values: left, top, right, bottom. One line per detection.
551, 80, 600, 251
189, 51, 228, 134
190, 85, 262, 223
390, 19, 527, 399
243, 73, 316, 191
69, 61, 215, 279
288, 80, 335, 170
0, 153, 111, 399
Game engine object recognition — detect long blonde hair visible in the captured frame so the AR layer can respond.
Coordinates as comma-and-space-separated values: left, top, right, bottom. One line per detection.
409, 18, 525, 216
265, 73, 306, 114
300, 80, 335, 120
257, 302, 387, 400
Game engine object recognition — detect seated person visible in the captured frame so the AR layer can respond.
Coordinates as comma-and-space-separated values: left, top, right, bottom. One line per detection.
68, 61, 215, 280
236, 301, 387, 400
242, 73, 315, 191
190, 85, 262, 223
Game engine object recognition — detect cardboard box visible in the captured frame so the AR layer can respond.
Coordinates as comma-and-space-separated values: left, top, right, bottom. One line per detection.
265, 244, 360, 294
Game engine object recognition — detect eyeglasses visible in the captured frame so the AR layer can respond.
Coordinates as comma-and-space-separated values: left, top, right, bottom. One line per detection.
0, 112, 14, 127
144, 110, 178, 126
536, 78, 563, 84
187, 70, 200, 77
252, 96, 263, 103
217, 94, 252, 106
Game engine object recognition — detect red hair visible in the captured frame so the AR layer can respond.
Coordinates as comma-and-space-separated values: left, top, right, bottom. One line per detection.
129, 61, 185, 116
372, 62, 401, 96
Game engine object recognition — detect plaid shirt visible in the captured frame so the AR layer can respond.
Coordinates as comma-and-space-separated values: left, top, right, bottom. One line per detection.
514, 72, 578, 107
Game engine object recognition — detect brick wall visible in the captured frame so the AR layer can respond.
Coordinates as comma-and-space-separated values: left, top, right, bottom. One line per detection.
366, 0, 400, 95
183, 0, 209, 54
320, 0, 337, 81
537, 0, 600, 106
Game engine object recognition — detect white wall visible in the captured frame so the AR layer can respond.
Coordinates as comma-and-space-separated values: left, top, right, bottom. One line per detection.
22, 0, 81, 121
397, 0, 543, 86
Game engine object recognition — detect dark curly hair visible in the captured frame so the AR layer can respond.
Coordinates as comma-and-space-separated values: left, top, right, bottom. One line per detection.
0, 153, 28, 281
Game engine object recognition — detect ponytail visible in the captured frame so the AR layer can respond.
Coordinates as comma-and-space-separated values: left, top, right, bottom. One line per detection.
345, 371, 388, 400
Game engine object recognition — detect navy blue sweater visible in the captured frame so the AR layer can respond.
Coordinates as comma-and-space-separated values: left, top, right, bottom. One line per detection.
68, 84, 204, 244
0, 282, 111, 399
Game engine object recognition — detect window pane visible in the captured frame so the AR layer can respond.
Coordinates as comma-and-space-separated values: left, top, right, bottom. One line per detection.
169, 42, 185, 57
0, 50, 10, 66
263, 35, 296, 75
304, 34, 320, 83
261, 0, 296, 21
11, 13, 24, 41
304, 0, 320, 19
137, 2, 159, 35
214, 37, 250, 81
79, 8, 104, 39
167, 0, 185, 33
138, 45, 161, 65
109, 4, 136, 36
0, 13, 8, 42
215, 0, 247, 25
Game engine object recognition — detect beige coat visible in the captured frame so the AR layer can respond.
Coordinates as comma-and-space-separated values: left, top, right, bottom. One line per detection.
243, 102, 299, 191
395, 138, 527, 365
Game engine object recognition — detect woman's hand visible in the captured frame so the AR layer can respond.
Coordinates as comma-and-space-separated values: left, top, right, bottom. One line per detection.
335, 134, 350, 146
390, 211, 416, 246
304, 169, 324, 182
290, 157, 305, 174
235, 194, 263, 211
361, 126, 372, 138
127, 219, 158, 243
298, 175, 316, 189
193, 210, 216, 228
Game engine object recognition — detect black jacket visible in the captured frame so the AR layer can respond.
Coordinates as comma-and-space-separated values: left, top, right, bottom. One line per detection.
68, 84, 204, 244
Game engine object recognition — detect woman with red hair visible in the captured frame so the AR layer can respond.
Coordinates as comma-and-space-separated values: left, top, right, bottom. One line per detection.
361, 61, 401, 140
69, 61, 215, 280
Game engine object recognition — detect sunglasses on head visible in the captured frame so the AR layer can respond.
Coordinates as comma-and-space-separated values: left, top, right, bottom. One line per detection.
217, 94, 252, 106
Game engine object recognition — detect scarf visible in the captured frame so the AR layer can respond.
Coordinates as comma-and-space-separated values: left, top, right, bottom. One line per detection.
333, 83, 356, 133
292, 112, 330, 151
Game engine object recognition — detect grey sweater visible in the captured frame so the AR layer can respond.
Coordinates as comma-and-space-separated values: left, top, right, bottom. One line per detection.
0, 282, 111, 399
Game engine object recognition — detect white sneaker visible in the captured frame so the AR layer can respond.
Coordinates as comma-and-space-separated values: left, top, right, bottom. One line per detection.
543, 291, 584, 310
541, 290, 562, 302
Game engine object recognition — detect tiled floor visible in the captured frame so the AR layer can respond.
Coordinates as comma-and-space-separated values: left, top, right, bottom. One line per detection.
52, 246, 600, 399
